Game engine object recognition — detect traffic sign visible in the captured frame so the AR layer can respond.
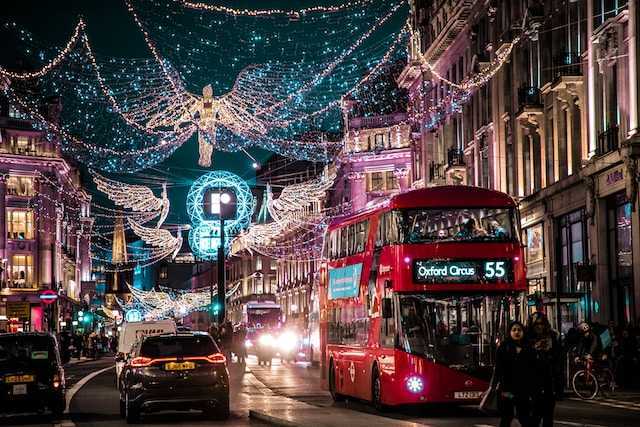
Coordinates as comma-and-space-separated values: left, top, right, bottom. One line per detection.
39, 290, 58, 305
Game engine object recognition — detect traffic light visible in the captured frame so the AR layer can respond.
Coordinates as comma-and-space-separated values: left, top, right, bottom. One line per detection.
83, 312, 93, 324
210, 301, 221, 316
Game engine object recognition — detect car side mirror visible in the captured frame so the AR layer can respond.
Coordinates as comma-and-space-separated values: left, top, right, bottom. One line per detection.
382, 298, 393, 319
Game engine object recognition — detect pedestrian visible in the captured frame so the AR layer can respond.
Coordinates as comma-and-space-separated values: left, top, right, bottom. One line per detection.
235, 324, 248, 364
493, 321, 533, 427
527, 312, 561, 427
222, 320, 233, 361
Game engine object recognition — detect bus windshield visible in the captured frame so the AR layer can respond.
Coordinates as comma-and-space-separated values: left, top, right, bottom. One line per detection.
397, 294, 512, 381
402, 207, 517, 243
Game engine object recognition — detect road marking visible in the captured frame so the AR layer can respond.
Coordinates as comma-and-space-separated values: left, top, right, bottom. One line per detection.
568, 397, 640, 412
555, 421, 609, 427
65, 365, 114, 413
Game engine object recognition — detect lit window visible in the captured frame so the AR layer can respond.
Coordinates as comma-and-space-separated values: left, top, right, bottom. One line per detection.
256, 257, 262, 271
7, 209, 34, 240
10, 254, 34, 289
6, 175, 35, 196
159, 265, 168, 280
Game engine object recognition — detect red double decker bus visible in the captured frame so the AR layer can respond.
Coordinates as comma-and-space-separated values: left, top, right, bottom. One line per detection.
319, 186, 527, 407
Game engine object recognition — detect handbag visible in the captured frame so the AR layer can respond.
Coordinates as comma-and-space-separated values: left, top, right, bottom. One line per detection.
479, 367, 500, 415
479, 385, 500, 415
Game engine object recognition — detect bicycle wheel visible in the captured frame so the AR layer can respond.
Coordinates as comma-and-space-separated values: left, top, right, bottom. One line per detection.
599, 369, 616, 395
573, 370, 599, 400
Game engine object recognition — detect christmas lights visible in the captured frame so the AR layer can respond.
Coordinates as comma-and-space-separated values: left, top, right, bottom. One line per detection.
127, 218, 186, 260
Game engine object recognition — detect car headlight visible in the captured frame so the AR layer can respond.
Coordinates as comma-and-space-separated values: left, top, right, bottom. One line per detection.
258, 333, 275, 347
245, 339, 253, 348
278, 331, 298, 351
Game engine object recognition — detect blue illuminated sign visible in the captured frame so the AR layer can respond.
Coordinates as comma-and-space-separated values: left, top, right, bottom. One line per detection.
125, 309, 143, 323
413, 260, 512, 284
328, 263, 363, 300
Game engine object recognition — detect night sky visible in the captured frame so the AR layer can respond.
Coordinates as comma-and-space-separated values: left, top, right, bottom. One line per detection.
0, 1, 404, 225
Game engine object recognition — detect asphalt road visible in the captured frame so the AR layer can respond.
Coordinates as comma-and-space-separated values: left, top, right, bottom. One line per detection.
248, 357, 640, 427
2, 355, 640, 426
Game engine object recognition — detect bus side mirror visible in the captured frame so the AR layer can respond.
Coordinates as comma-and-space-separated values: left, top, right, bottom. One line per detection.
382, 298, 393, 319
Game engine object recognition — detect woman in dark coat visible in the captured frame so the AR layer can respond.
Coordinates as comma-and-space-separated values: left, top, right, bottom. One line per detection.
493, 320, 533, 427
527, 312, 562, 427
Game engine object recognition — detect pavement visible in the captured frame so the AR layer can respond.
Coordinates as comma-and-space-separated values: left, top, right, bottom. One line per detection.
1, 355, 640, 426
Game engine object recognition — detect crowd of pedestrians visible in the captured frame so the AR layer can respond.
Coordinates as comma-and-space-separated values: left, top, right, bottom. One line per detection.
489, 312, 640, 427
209, 321, 248, 364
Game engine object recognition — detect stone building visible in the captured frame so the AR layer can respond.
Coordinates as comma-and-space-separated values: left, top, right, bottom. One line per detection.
401, 0, 640, 329
0, 97, 92, 332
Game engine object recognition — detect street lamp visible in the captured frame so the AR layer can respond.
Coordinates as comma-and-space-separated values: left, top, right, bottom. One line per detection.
208, 189, 237, 325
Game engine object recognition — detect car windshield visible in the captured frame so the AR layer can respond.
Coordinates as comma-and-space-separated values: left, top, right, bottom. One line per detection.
402, 207, 517, 243
397, 294, 514, 381
0, 335, 56, 367
140, 335, 218, 358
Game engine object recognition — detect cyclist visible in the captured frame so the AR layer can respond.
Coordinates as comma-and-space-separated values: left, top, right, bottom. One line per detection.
575, 322, 599, 362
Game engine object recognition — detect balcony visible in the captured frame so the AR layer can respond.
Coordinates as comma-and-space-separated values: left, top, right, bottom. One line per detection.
596, 126, 619, 156
552, 52, 582, 79
447, 148, 465, 167
518, 86, 542, 108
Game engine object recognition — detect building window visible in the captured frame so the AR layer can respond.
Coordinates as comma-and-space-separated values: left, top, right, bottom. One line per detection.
159, 265, 168, 280
6, 175, 35, 197
557, 209, 587, 293
385, 171, 398, 190
367, 172, 384, 191
8, 105, 26, 119
7, 209, 34, 240
607, 193, 634, 324
256, 257, 262, 271
10, 254, 34, 289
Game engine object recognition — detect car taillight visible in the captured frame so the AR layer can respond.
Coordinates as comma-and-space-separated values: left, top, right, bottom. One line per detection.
53, 373, 61, 388
130, 356, 154, 367
205, 353, 226, 364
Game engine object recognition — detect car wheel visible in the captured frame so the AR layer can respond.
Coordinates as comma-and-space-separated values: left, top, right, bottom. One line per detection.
329, 359, 344, 402
119, 395, 126, 419
125, 392, 140, 424
372, 366, 387, 412
204, 396, 230, 420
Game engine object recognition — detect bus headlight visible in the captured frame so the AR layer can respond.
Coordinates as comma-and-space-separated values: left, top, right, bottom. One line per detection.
258, 333, 275, 347
406, 376, 424, 394
278, 331, 298, 352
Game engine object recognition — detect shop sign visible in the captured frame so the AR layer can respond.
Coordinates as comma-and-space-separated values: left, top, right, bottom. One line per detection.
413, 259, 513, 284
606, 169, 624, 186
7, 302, 30, 320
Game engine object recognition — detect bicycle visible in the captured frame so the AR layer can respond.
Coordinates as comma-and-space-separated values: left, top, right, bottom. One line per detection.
571, 356, 616, 400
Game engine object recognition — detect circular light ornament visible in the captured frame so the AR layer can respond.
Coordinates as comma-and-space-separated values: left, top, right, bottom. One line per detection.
186, 170, 255, 260
406, 376, 424, 394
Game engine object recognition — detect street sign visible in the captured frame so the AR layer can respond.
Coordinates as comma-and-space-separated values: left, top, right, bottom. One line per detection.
39, 290, 58, 305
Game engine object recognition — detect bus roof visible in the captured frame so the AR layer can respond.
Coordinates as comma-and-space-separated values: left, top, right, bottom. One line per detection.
330, 186, 517, 228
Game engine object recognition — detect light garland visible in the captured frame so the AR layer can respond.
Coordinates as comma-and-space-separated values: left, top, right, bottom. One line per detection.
127, 218, 186, 260
179, 0, 384, 17
93, 172, 170, 228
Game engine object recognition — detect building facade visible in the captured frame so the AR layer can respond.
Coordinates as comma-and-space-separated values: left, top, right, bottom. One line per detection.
332, 109, 416, 213
0, 97, 92, 332
402, 0, 640, 330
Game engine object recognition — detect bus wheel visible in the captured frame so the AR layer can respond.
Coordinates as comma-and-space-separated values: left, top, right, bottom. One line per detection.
372, 366, 387, 412
329, 360, 344, 402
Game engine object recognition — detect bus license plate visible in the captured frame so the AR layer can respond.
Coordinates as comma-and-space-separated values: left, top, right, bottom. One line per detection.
165, 361, 195, 371
5, 375, 35, 384
454, 391, 483, 399
12, 384, 28, 395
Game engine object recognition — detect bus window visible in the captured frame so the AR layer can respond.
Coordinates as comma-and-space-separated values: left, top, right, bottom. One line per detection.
329, 230, 338, 259
328, 304, 368, 346
340, 227, 349, 258
348, 224, 356, 256
396, 294, 510, 380
384, 211, 402, 244
380, 296, 396, 348
375, 214, 385, 248
403, 208, 517, 243
355, 220, 369, 253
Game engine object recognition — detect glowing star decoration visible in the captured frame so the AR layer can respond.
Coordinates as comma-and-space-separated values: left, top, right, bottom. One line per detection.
93, 173, 170, 228
186, 171, 255, 260
127, 218, 187, 260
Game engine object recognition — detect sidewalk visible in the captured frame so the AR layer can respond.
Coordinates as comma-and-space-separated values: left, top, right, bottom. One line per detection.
240, 368, 422, 427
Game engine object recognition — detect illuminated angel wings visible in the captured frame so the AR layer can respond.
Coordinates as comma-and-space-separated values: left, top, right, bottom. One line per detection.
93, 173, 170, 227
127, 218, 186, 260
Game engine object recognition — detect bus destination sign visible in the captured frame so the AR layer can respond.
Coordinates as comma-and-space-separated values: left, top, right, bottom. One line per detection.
328, 263, 363, 300
413, 260, 512, 284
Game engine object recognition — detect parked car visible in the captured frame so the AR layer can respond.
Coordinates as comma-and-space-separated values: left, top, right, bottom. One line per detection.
118, 331, 229, 423
0, 332, 66, 416
115, 319, 176, 387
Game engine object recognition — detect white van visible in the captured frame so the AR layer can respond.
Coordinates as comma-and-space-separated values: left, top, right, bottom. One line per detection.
115, 319, 176, 385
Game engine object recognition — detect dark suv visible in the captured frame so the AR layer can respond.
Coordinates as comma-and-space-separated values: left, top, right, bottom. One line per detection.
118, 331, 229, 423
0, 333, 66, 416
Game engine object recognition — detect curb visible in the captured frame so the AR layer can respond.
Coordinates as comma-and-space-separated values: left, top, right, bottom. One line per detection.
249, 410, 299, 427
